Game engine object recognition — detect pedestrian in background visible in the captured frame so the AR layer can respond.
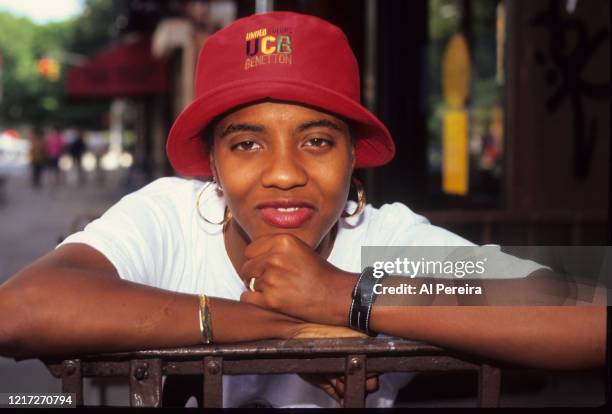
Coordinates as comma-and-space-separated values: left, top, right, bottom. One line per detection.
68, 129, 86, 186
28, 127, 46, 189
87, 131, 108, 185
44, 126, 64, 186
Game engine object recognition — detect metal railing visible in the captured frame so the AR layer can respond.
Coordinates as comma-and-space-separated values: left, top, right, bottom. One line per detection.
43, 337, 502, 408
423, 210, 608, 245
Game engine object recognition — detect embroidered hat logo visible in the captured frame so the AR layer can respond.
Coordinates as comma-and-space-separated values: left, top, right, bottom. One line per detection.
244, 27, 293, 70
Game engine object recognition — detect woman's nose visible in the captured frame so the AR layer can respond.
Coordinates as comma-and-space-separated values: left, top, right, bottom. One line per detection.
260, 147, 308, 190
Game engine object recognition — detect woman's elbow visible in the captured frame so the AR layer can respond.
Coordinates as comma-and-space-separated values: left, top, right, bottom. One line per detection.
0, 284, 37, 359
542, 307, 606, 370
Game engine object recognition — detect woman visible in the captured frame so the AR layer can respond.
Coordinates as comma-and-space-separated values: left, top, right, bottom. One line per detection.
0, 11, 605, 408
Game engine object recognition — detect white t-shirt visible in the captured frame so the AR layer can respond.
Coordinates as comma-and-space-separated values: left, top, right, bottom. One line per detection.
58, 177, 528, 407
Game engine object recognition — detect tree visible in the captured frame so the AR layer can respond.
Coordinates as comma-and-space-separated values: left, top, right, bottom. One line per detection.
69, 0, 117, 56
0, 0, 116, 128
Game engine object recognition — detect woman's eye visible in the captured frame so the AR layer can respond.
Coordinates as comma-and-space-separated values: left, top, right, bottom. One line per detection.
231, 141, 261, 151
304, 137, 333, 148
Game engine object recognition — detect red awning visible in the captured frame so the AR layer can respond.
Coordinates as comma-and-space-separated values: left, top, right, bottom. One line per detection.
67, 36, 169, 98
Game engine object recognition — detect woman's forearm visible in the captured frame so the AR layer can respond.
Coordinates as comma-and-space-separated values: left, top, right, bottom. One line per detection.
208, 295, 302, 343
322, 271, 605, 370
370, 305, 606, 370
0, 266, 300, 359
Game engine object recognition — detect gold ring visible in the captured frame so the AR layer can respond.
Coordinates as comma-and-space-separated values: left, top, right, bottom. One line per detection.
249, 277, 256, 292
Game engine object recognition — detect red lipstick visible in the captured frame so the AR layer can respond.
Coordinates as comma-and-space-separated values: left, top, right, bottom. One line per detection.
256, 200, 316, 228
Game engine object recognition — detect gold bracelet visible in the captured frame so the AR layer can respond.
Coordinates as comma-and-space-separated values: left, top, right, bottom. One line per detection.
198, 294, 213, 344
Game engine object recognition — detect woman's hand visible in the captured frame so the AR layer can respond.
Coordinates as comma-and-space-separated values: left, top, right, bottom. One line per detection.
239, 233, 356, 326
299, 372, 379, 405
286, 323, 379, 405
238, 234, 378, 403
288, 322, 366, 339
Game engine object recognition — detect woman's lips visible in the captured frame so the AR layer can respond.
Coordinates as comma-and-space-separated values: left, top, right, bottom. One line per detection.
258, 206, 315, 228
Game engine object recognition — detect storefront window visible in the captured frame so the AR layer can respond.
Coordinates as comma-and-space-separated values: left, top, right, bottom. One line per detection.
427, 0, 506, 207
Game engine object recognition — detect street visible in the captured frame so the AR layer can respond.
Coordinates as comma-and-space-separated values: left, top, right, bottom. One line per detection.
0, 168, 131, 405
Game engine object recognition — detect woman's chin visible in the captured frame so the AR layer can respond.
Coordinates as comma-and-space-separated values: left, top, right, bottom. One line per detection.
251, 225, 321, 247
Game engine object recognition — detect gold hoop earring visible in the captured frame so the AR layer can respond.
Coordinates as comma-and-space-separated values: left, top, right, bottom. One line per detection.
196, 184, 232, 226
212, 176, 223, 193
342, 177, 366, 218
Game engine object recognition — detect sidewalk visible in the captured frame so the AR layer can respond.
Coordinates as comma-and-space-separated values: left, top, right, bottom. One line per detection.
0, 168, 133, 405
0, 169, 127, 283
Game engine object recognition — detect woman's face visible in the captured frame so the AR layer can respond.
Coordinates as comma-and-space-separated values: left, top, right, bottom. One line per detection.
210, 101, 355, 249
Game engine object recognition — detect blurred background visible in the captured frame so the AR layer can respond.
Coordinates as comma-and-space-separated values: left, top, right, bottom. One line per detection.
0, 0, 608, 408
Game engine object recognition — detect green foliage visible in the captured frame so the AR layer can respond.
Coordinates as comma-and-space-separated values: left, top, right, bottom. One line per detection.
0, 0, 115, 128
69, 0, 116, 55
429, 0, 461, 41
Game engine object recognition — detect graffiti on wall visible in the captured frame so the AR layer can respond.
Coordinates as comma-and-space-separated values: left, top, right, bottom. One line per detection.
529, 0, 609, 179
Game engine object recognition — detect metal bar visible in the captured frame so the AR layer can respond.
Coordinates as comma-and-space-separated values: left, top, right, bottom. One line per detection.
364, 0, 379, 201
61, 359, 83, 406
203, 356, 223, 408
81, 361, 129, 377
478, 364, 501, 407
71, 338, 444, 359
423, 209, 606, 223
344, 355, 366, 408
368, 355, 479, 372
44, 337, 510, 409
222, 357, 346, 375
155, 355, 477, 376
129, 359, 162, 407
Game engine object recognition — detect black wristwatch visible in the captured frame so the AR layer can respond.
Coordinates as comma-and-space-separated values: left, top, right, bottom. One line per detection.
348, 266, 387, 336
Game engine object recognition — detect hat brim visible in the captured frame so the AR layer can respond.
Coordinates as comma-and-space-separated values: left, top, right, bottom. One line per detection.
167, 78, 395, 176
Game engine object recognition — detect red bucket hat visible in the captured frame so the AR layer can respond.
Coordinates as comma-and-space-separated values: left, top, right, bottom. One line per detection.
167, 11, 395, 176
